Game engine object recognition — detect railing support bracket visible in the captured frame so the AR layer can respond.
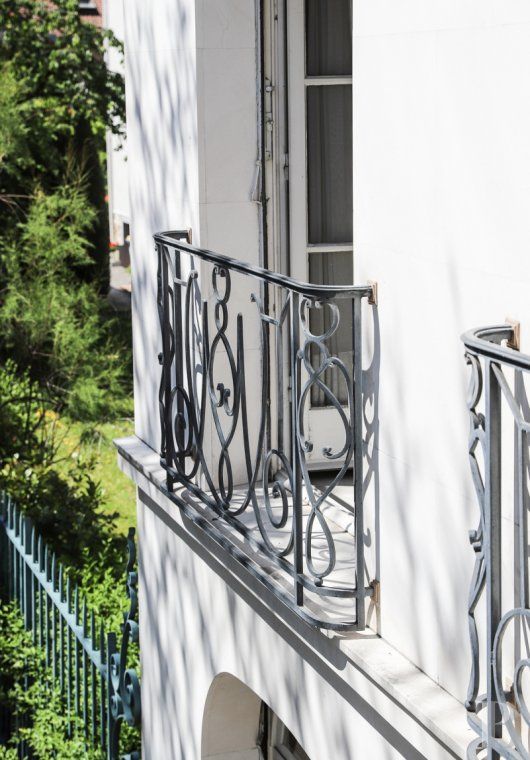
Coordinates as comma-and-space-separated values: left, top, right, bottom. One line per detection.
368, 280, 378, 306
505, 317, 520, 351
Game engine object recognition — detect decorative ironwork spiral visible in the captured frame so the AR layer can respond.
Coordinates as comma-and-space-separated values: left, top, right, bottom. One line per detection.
464, 351, 486, 713
492, 608, 530, 757
298, 297, 354, 581
156, 233, 371, 629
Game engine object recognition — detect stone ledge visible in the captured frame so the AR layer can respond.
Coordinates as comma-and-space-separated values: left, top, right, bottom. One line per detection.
115, 434, 473, 760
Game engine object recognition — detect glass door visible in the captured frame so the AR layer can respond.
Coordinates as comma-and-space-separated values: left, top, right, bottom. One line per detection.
287, 0, 354, 467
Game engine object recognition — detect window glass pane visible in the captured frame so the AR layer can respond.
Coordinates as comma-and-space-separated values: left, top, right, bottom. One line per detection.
308, 252, 353, 407
305, 0, 352, 76
307, 86, 352, 244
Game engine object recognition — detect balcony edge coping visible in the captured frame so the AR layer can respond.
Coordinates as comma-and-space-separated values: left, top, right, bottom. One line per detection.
115, 433, 473, 760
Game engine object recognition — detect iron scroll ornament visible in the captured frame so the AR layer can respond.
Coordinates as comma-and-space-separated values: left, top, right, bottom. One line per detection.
160, 261, 351, 577
462, 323, 530, 759
464, 350, 486, 715
108, 527, 141, 760
155, 230, 375, 631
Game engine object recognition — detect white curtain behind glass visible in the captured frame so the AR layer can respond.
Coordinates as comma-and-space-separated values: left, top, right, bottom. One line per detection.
305, 0, 353, 407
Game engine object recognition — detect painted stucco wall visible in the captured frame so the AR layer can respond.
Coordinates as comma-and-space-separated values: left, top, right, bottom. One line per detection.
352, 2, 530, 699
124, 0, 200, 446
124, 0, 261, 465
132, 481, 464, 760
121, 0, 530, 753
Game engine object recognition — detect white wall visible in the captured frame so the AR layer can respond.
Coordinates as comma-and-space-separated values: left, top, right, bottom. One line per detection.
121, 0, 530, 750
353, 1, 530, 699
124, 0, 260, 456
104, 0, 129, 240
124, 0, 200, 446
131, 479, 464, 760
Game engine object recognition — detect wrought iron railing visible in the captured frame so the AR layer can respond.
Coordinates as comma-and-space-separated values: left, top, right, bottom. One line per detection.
155, 230, 376, 631
462, 322, 530, 759
0, 495, 141, 759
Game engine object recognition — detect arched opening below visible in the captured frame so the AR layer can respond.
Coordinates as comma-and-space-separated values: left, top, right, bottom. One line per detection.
201, 673, 310, 760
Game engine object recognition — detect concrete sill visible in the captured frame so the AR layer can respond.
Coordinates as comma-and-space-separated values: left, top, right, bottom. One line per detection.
115, 434, 473, 760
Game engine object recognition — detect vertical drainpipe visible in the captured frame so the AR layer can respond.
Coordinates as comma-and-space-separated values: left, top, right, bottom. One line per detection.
254, 0, 267, 271
254, 0, 272, 459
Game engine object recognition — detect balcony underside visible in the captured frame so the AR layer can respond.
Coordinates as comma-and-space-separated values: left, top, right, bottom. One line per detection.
115, 436, 362, 630
177, 478, 359, 630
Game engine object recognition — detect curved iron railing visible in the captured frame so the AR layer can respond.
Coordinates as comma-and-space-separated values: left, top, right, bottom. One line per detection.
155, 230, 376, 630
462, 322, 530, 759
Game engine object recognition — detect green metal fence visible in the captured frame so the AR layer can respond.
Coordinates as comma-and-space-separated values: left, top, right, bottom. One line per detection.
0, 494, 141, 759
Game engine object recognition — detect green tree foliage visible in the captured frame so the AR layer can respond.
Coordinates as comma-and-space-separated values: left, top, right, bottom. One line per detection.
0, 0, 126, 290
0, 182, 131, 419
0, 65, 30, 186
0, 0, 124, 180
0, 3, 137, 751
0, 362, 126, 575
0, 601, 104, 758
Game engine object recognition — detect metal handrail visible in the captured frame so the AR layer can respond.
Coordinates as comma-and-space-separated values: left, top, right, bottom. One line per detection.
462, 321, 530, 759
462, 324, 527, 369
154, 230, 374, 300
155, 231, 376, 630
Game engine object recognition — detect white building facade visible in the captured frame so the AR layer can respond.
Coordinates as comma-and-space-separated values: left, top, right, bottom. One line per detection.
116, 3, 530, 758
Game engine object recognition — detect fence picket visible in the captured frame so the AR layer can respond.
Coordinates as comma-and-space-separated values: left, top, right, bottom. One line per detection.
0, 497, 140, 758
59, 563, 64, 691
66, 575, 72, 738
91, 610, 96, 745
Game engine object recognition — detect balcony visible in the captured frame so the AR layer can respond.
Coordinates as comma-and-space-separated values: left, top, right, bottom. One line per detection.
462, 322, 530, 758
153, 231, 377, 631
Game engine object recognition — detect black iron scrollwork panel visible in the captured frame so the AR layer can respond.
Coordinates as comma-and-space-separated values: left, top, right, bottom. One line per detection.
462, 324, 530, 759
155, 231, 375, 630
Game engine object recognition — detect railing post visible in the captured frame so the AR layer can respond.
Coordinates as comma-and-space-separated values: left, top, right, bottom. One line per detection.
290, 291, 304, 607
106, 632, 118, 760
353, 295, 365, 630
160, 244, 175, 489
173, 249, 185, 472
485, 358, 502, 760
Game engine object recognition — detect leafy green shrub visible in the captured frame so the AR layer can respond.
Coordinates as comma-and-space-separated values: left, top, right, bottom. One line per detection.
0, 64, 30, 186
0, 0, 124, 175
0, 601, 104, 759
0, 0, 126, 294
0, 184, 132, 420
0, 361, 125, 576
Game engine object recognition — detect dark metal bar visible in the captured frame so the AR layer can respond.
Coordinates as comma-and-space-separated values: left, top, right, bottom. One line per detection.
51, 554, 57, 681
91, 611, 96, 746
59, 564, 64, 691
74, 588, 80, 721
67, 576, 72, 737
353, 296, 365, 630
290, 290, 303, 607
45, 547, 50, 669
155, 230, 372, 300
99, 622, 106, 752
484, 359, 502, 760
106, 632, 117, 759
82, 601, 88, 738
462, 325, 526, 370
38, 537, 43, 649
161, 245, 175, 490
